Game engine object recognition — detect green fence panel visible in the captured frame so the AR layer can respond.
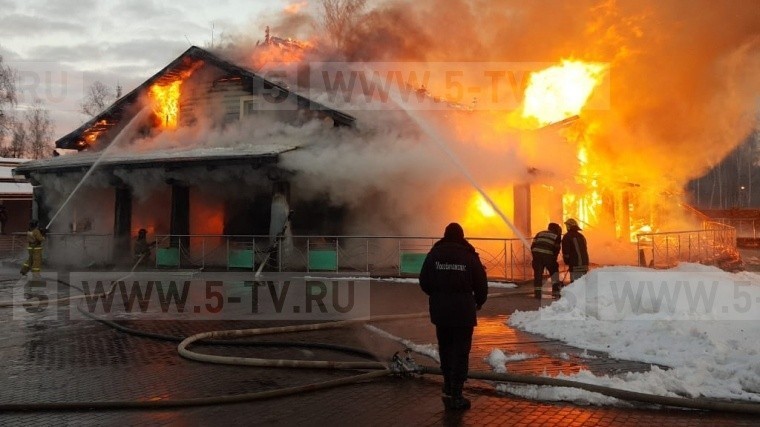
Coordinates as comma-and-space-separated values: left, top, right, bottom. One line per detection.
228, 249, 254, 269
309, 249, 337, 271
400, 252, 426, 274
157, 247, 180, 267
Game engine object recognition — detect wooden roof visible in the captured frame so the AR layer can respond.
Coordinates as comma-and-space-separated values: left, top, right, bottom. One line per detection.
56, 46, 356, 150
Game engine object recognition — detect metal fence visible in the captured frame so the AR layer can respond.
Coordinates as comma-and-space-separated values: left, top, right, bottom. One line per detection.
147, 235, 534, 281
9, 222, 742, 277
709, 218, 758, 238
3, 233, 531, 280
0, 233, 27, 257
635, 222, 738, 269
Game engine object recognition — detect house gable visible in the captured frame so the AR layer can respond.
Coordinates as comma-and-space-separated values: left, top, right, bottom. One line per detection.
57, 46, 355, 151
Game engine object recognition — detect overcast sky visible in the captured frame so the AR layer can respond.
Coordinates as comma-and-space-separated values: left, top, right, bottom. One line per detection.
1, 0, 292, 138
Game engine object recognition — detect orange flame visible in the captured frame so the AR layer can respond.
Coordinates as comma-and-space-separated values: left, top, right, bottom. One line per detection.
460, 190, 514, 237
522, 60, 607, 126
79, 119, 114, 148
519, 60, 610, 234
149, 80, 182, 129
147, 60, 203, 130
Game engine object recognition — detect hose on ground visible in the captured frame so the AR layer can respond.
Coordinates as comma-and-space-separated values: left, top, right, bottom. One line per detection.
76, 304, 382, 360
177, 312, 429, 370
419, 366, 760, 415
3, 276, 760, 415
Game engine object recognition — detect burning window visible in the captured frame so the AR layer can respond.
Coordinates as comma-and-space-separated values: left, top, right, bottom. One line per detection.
147, 59, 204, 130
149, 80, 182, 129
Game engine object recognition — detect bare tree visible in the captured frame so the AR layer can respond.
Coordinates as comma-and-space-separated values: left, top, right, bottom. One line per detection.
25, 99, 53, 159
320, 0, 367, 50
80, 81, 114, 117
8, 118, 27, 158
0, 55, 18, 146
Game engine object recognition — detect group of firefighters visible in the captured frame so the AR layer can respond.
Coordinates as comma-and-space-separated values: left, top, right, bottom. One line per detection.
529, 218, 590, 298
19, 221, 154, 278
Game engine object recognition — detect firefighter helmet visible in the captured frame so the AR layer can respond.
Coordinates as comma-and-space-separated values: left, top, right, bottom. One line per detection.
564, 218, 580, 229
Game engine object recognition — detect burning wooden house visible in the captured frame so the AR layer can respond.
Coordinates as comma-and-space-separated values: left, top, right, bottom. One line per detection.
11, 44, 735, 273
13, 46, 356, 268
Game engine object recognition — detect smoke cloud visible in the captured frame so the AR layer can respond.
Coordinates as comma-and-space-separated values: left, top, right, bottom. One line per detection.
212, 0, 759, 259
46, 0, 758, 266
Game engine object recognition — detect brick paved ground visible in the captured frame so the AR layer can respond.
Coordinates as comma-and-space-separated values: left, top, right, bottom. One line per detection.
0, 269, 756, 426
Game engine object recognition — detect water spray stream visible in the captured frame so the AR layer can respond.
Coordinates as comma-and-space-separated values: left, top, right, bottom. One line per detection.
46, 106, 150, 229
370, 73, 531, 247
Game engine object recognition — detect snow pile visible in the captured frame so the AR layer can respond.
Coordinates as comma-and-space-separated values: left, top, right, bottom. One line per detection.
488, 282, 517, 289
377, 278, 420, 284
485, 349, 538, 373
496, 382, 626, 407
508, 263, 760, 402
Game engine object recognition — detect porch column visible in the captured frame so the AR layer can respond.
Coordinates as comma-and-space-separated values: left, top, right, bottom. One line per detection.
513, 183, 532, 239
32, 185, 49, 227
618, 190, 631, 241
170, 184, 190, 249
113, 186, 132, 261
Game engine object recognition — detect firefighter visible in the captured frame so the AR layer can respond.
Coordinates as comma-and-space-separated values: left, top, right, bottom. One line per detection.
20, 219, 45, 277
419, 223, 488, 411
134, 229, 154, 266
530, 222, 562, 298
561, 218, 589, 282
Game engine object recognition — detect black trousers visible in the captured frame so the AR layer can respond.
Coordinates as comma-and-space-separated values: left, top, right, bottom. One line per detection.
531, 254, 559, 289
569, 265, 588, 282
436, 325, 474, 389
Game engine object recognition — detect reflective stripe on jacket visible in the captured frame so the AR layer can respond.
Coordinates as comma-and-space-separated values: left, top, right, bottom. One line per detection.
531, 230, 560, 257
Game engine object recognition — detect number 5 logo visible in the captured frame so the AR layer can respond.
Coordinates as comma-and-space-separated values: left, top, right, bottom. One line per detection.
13, 276, 58, 320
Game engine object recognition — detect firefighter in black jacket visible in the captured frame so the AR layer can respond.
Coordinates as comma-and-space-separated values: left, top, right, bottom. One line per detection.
562, 218, 589, 282
531, 222, 562, 298
419, 223, 488, 411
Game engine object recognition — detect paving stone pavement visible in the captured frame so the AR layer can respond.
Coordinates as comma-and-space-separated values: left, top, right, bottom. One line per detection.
0, 273, 757, 426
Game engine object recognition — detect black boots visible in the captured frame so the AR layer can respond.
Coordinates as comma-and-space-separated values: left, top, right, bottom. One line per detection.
551, 282, 562, 298
534, 288, 542, 299
441, 380, 452, 408
448, 384, 471, 410
442, 382, 471, 410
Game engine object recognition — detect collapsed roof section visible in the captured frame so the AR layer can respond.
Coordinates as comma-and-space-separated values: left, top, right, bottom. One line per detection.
56, 45, 356, 151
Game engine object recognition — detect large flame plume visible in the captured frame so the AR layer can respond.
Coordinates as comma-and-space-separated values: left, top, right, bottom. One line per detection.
522, 60, 607, 127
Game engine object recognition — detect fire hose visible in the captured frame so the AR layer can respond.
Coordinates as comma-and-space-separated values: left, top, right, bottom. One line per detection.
1, 280, 760, 414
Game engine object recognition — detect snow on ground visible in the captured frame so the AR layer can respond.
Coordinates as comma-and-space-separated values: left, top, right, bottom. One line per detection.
487, 282, 518, 289
507, 263, 760, 403
364, 324, 440, 363
485, 349, 539, 373
302, 276, 516, 288
375, 278, 420, 284
496, 383, 627, 407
